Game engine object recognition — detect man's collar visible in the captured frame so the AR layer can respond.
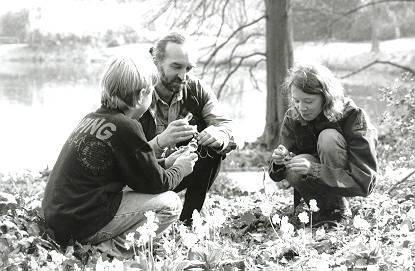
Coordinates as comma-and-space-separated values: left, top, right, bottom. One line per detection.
154, 82, 183, 104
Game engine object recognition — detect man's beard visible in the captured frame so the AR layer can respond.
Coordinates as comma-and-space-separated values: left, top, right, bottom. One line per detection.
160, 69, 187, 93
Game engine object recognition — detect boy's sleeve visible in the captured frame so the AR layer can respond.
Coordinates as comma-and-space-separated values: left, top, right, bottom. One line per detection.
115, 120, 185, 194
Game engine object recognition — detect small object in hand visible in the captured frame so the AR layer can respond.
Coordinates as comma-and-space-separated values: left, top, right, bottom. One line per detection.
276, 145, 295, 162
177, 138, 198, 153
187, 138, 198, 152
184, 112, 193, 122
284, 152, 295, 161
276, 145, 289, 156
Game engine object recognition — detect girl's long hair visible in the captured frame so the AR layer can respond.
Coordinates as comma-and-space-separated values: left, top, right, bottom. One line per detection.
284, 62, 345, 122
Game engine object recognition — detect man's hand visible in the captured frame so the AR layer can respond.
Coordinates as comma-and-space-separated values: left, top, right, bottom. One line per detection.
165, 148, 187, 168
196, 126, 225, 149
285, 157, 312, 175
157, 119, 197, 147
173, 152, 199, 177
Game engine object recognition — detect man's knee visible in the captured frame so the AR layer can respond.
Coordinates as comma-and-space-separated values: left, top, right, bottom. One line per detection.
317, 129, 346, 153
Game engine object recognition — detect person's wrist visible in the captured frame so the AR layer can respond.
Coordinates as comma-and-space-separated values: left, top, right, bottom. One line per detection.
156, 135, 166, 149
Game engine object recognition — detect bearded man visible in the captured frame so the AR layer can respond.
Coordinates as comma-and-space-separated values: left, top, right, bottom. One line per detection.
134, 32, 235, 225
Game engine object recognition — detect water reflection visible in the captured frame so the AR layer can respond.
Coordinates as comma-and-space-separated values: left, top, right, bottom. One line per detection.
0, 62, 387, 172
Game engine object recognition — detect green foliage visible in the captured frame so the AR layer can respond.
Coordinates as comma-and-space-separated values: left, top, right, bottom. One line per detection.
222, 143, 271, 171
28, 31, 98, 49
0, 164, 415, 270
378, 73, 415, 169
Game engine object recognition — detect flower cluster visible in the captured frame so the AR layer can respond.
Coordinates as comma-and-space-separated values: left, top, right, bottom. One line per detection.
280, 216, 295, 237
125, 211, 159, 250
353, 214, 370, 231
298, 211, 309, 224
309, 199, 319, 212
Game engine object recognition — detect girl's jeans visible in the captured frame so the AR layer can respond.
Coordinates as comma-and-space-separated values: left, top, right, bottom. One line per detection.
286, 129, 351, 214
82, 189, 182, 259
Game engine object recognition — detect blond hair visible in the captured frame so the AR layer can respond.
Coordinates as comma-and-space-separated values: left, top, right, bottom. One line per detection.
100, 55, 158, 110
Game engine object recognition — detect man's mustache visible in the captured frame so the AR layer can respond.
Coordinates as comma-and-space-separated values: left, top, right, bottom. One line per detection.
171, 76, 187, 84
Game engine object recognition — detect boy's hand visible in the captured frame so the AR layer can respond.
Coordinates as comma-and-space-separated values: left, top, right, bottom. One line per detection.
173, 152, 198, 177
165, 148, 187, 168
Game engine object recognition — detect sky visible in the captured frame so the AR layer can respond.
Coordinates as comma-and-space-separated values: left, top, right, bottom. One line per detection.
0, 0, 159, 35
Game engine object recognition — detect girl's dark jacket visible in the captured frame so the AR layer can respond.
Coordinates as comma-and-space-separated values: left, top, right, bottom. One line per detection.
269, 99, 378, 197
42, 107, 185, 245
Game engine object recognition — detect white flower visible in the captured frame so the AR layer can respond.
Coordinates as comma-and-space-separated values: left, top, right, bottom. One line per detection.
144, 211, 158, 224
316, 227, 326, 238
162, 238, 174, 255
49, 250, 66, 265
181, 232, 198, 249
353, 215, 370, 230
407, 208, 415, 220
366, 264, 380, 271
124, 232, 136, 250
98, 257, 122, 271
191, 210, 203, 230
206, 209, 226, 229
137, 225, 157, 244
135, 211, 160, 245
191, 210, 209, 239
260, 202, 273, 217
271, 214, 281, 225
309, 199, 320, 212
178, 224, 189, 235
280, 216, 294, 236
298, 211, 309, 224
309, 258, 330, 271
400, 223, 410, 235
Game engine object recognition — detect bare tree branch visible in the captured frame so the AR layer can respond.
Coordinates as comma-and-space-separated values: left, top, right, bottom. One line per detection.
330, 0, 415, 27
216, 0, 230, 38
340, 60, 415, 79
249, 58, 266, 92
147, 0, 175, 26
388, 169, 415, 197
216, 52, 266, 99
201, 15, 266, 74
209, 36, 246, 87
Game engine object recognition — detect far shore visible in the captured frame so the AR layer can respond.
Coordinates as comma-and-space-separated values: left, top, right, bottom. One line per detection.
1, 37, 414, 73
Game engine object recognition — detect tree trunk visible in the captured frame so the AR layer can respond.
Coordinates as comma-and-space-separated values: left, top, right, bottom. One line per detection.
371, 5, 380, 53
385, 6, 401, 39
263, 0, 293, 149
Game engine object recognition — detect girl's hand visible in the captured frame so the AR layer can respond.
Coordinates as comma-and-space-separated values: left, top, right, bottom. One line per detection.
271, 145, 291, 165
285, 157, 312, 175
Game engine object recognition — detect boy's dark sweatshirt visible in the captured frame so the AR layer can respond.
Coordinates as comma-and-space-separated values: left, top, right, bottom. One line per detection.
42, 107, 185, 245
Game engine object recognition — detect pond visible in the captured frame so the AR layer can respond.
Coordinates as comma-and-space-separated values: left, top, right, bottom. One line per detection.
0, 61, 389, 173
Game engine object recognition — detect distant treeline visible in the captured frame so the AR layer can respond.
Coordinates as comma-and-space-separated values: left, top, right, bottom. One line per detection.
1, 1, 415, 47
292, 0, 415, 41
